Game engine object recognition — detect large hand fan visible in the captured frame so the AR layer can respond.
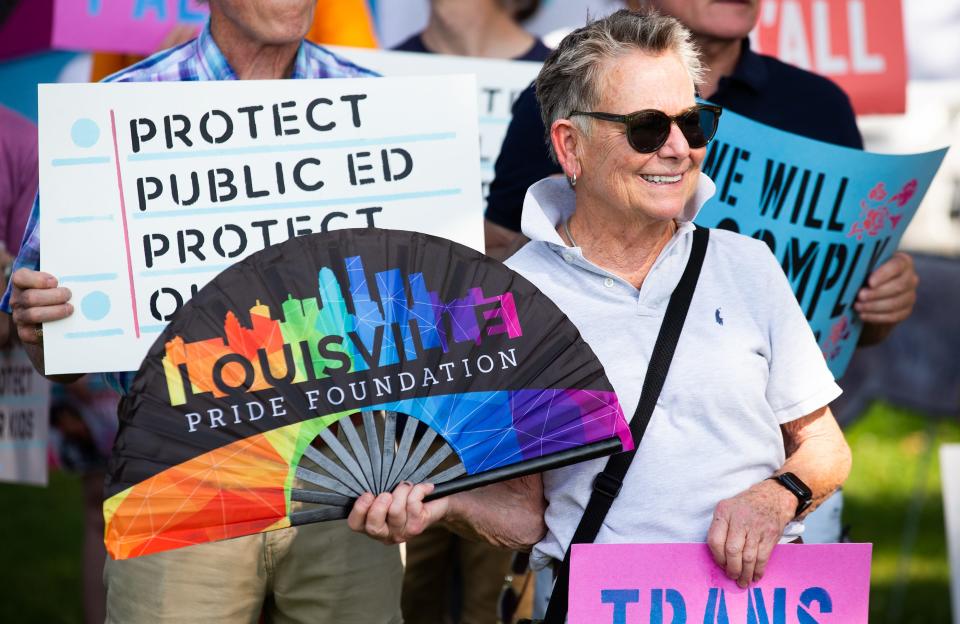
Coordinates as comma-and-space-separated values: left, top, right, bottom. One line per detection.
105, 228, 632, 560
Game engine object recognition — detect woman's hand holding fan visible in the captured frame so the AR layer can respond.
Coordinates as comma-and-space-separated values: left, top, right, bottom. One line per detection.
348, 481, 446, 545
348, 473, 546, 550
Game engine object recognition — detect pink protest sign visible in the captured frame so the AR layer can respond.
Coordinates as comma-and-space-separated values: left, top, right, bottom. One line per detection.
51, 0, 207, 55
570, 543, 871, 623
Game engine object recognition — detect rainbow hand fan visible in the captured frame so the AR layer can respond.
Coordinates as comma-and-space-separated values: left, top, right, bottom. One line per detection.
105, 228, 632, 559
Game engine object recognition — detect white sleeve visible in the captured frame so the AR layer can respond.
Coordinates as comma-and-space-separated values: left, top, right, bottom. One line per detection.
760, 247, 842, 424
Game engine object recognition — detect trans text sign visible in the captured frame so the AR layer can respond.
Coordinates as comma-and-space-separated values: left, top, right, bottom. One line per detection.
570, 543, 872, 623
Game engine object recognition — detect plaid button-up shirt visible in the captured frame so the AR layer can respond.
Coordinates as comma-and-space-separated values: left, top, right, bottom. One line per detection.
1, 24, 376, 393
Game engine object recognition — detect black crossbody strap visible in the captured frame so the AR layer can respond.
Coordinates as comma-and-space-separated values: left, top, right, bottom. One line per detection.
543, 227, 710, 624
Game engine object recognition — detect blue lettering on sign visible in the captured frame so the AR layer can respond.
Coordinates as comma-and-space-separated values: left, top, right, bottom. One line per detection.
87, 0, 103, 16
797, 587, 833, 624
702, 588, 730, 624
601, 589, 640, 624
178, 0, 206, 22
133, 0, 167, 20
747, 588, 786, 624
597, 586, 835, 623
651, 589, 686, 624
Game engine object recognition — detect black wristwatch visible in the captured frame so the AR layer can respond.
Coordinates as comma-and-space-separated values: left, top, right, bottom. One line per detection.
768, 472, 813, 518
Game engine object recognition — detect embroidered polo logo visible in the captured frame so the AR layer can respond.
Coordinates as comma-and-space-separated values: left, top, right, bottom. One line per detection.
715, 308, 723, 326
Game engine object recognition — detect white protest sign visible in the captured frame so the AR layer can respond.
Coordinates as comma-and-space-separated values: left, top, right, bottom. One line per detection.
39, 75, 483, 374
943, 444, 960, 624
0, 349, 50, 486
327, 47, 542, 203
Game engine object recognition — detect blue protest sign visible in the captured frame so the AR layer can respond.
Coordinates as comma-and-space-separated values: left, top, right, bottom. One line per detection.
696, 110, 947, 376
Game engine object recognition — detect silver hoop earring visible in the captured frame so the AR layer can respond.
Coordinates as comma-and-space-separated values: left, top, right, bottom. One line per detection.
568, 173, 577, 188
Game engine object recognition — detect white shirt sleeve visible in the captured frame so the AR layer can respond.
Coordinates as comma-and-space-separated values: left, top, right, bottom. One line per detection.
760, 246, 842, 424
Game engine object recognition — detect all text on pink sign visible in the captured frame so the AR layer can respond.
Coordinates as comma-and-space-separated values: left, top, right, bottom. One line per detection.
569, 543, 871, 623
52, 0, 208, 56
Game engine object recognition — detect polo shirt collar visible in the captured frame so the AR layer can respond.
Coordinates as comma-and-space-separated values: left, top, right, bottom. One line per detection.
722, 37, 769, 94
195, 21, 310, 81
519, 173, 717, 246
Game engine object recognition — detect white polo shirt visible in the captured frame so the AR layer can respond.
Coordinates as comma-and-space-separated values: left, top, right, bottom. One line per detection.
504, 176, 841, 569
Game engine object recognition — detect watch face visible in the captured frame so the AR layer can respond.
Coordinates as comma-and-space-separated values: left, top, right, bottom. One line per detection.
777, 472, 813, 517
781, 472, 813, 499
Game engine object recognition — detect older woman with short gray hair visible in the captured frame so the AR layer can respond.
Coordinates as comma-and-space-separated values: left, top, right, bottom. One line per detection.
350, 7, 851, 608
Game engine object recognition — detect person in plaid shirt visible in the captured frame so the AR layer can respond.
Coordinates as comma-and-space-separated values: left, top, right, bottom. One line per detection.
2, 2, 403, 622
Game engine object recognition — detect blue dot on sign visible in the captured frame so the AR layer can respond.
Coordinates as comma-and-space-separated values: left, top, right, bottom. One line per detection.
81, 291, 111, 321
71, 118, 100, 148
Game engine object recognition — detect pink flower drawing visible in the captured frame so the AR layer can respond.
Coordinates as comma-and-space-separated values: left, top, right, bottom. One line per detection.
847, 179, 914, 241
891, 179, 918, 207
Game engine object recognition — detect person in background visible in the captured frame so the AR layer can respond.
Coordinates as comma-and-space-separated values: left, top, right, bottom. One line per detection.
3, 1, 404, 622
0, 105, 36, 346
0, 98, 116, 624
88, 0, 379, 82
48, 378, 119, 624
392, 3, 546, 622
395, 0, 550, 62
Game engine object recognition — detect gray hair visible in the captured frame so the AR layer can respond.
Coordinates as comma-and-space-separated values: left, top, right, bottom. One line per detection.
535, 9, 704, 162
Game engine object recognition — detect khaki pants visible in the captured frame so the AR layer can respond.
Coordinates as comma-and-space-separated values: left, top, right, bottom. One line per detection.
402, 525, 513, 624
104, 520, 403, 624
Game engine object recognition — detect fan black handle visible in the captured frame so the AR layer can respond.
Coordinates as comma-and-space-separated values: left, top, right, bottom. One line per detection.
424, 437, 624, 501
289, 437, 625, 525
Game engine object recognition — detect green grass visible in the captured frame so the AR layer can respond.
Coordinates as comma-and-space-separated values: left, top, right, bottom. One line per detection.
843, 402, 959, 623
0, 402, 956, 623
0, 470, 84, 623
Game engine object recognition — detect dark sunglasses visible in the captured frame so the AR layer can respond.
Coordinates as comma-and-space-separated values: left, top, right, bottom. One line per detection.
570, 103, 722, 153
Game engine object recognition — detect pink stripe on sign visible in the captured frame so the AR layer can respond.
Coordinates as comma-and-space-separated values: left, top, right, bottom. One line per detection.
109, 110, 141, 338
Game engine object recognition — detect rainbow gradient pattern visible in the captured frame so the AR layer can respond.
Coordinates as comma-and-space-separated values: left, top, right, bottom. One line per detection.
104, 231, 631, 559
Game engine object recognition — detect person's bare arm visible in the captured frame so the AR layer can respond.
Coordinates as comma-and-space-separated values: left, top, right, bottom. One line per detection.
347, 473, 546, 551
706, 406, 851, 588
9, 268, 82, 383
441, 474, 545, 550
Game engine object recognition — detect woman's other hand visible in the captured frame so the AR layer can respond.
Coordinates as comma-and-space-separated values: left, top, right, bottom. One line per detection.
706, 480, 797, 589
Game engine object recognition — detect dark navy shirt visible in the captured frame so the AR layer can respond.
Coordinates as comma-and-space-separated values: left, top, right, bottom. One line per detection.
485, 39, 863, 231
393, 33, 553, 62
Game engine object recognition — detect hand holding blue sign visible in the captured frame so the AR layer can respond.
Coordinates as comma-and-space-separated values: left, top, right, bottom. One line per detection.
855, 251, 918, 342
